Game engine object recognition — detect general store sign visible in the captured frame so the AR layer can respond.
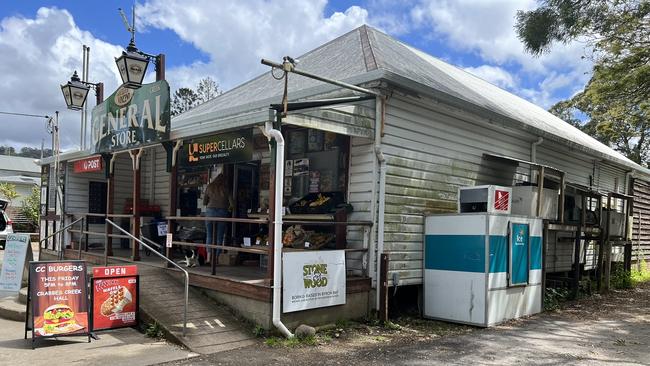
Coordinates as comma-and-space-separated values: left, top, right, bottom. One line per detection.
179, 129, 253, 167
282, 250, 346, 313
73, 156, 103, 173
90, 80, 170, 154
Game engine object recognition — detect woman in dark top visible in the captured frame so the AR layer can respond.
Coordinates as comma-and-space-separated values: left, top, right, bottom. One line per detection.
203, 174, 233, 264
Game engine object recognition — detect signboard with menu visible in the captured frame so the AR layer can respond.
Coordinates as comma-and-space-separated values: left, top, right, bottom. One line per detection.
0, 234, 31, 296
25, 261, 90, 348
91, 265, 139, 331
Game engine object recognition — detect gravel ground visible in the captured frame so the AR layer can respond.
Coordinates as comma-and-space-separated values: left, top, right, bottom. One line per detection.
158, 281, 650, 366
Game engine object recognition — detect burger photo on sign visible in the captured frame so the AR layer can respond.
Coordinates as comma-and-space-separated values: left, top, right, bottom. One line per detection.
41, 304, 84, 335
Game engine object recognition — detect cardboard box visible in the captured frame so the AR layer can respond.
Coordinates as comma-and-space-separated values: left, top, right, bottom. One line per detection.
218, 253, 238, 266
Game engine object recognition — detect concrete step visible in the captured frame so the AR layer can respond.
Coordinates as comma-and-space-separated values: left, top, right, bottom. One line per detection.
134, 264, 257, 354
0, 296, 26, 322
18, 287, 28, 304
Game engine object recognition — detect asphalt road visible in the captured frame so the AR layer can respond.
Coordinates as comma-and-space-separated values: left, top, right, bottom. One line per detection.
159, 281, 650, 366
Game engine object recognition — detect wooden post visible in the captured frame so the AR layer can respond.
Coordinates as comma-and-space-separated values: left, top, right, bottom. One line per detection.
572, 194, 585, 298
379, 253, 389, 323
156, 54, 165, 82
537, 167, 545, 217
131, 149, 142, 261
164, 141, 180, 267
104, 154, 114, 257
558, 172, 566, 224
603, 195, 612, 292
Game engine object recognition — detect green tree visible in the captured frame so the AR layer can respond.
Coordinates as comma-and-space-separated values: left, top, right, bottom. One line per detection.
196, 77, 222, 104
171, 87, 199, 116
516, 0, 650, 165
0, 182, 19, 204
21, 185, 40, 226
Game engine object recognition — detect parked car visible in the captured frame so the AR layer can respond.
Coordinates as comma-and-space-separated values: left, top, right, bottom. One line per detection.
0, 199, 13, 249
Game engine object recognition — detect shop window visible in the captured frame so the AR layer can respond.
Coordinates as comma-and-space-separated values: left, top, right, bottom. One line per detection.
283, 127, 349, 203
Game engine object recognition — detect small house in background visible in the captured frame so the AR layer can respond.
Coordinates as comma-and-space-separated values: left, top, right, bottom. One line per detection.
0, 155, 40, 226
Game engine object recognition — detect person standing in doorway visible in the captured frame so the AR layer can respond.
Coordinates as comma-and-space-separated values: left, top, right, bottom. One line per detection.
203, 173, 233, 264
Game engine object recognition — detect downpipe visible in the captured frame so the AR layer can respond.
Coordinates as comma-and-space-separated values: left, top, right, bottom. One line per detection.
264, 120, 293, 338
374, 96, 387, 311
530, 137, 543, 178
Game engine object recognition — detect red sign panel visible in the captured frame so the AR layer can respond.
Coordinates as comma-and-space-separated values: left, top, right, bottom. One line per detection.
494, 190, 510, 211
91, 266, 139, 331
93, 265, 138, 278
73, 156, 103, 173
28, 261, 89, 338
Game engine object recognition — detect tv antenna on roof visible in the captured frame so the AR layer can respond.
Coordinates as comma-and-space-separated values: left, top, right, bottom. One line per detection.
118, 5, 136, 45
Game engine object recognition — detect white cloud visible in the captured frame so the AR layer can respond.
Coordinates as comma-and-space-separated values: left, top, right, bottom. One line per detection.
0, 7, 124, 149
464, 65, 516, 89
409, 0, 593, 107
136, 0, 369, 91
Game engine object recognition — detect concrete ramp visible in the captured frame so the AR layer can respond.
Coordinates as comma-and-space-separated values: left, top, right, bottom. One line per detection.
137, 265, 257, 354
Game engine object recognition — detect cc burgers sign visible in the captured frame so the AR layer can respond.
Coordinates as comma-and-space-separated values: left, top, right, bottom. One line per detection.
90, 80, 170, 153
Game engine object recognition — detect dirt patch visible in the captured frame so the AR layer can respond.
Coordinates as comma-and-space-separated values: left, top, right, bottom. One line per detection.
158, 281, 650, 365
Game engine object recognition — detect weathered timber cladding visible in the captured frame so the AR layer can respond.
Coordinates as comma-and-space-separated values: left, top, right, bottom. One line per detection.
379, 94, 628, 285
632, 178, 650, 263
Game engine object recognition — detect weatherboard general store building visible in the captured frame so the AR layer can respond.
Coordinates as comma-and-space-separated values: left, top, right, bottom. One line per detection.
39, 25, 650, 332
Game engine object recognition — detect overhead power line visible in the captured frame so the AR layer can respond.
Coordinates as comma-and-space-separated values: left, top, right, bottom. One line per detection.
0, 111, 51, 119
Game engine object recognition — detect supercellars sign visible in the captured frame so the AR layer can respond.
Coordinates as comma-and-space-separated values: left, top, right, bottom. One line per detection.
90, 80, 170, 153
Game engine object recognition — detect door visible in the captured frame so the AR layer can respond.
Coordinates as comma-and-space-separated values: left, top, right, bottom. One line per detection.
509, 222, 530, 286
232, 163, 259, 240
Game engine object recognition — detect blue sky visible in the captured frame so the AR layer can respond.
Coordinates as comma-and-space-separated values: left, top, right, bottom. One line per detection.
0, 0, 592, 149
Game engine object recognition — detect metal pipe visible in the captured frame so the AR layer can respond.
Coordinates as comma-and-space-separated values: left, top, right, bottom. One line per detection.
530, 137, 543, 180
39, 217, 83, 247
374, 97, 387, 311
264, 116, 293, 339
106, 218, 189, 337
261, 58, 380, 96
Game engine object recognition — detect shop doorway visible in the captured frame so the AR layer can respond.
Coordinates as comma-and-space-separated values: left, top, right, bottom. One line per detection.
232, 163, 259, 242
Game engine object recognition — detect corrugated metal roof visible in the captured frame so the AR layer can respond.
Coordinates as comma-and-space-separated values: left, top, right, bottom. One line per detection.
0, 175, 39, 185
171, 25, 648, 175
0, 155, 40, 174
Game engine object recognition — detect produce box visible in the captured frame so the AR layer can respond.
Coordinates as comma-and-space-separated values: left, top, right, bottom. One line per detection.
218, 253, 238, 266
289, 192, 344, 214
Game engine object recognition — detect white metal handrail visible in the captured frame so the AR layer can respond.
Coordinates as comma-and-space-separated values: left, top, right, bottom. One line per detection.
39, 217, 83, 259
105, 219, 189, 337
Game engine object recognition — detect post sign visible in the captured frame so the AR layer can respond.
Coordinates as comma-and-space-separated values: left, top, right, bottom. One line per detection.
26, 261, 89, 345
0, 234, 30, 294
73, 156, 103, 173
179, 129, 254, 167
90, 80, 170, 154
282, 250, 346, 313
91, 265, 139, 331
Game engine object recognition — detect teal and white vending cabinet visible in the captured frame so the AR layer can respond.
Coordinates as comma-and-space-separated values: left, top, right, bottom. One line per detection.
423, 213, 543, 327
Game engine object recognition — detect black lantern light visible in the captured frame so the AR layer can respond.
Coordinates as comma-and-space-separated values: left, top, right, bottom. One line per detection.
61, 71, 90, 111
115, 40, 149, 89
